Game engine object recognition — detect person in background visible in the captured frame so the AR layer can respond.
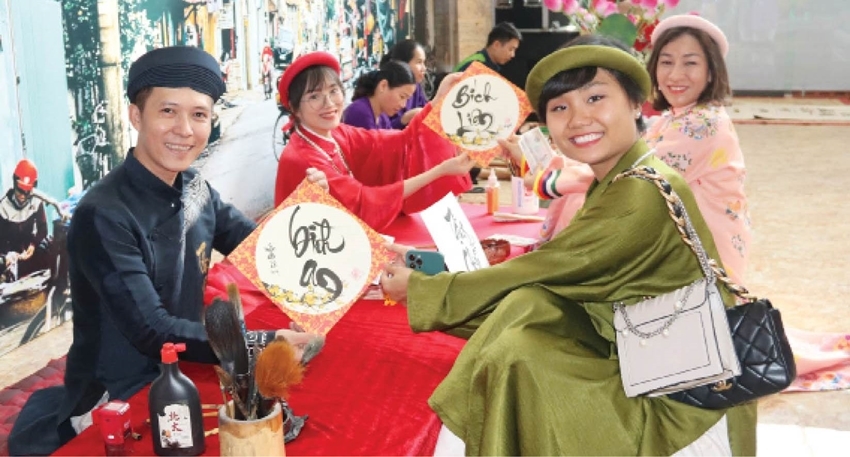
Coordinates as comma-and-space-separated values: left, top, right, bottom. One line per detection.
261, 40, 275, 100
381, 35, 756, 456
382, 39, 429, 129
454, 22, 522, 186
649, 13, 850, 394
453, 21, 522, 73
0, 159, 49, 282
274, 51, 474, 231
342, 60, 417, 130
645, 14, 748, 284
8, 46, 326, 456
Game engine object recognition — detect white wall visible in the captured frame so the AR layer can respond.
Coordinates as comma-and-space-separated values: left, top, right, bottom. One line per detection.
669, 0, 850, 91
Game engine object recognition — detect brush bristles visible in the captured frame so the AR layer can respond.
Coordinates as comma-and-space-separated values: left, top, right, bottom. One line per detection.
204, 298, 250, 375
226, 283, 245, 319
255, 339, 304, 400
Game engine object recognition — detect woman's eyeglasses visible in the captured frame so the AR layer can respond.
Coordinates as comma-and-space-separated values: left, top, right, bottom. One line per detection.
304, 87, 344, 110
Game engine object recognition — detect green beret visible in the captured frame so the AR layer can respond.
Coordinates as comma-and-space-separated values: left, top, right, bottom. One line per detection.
525, 45, 651, 112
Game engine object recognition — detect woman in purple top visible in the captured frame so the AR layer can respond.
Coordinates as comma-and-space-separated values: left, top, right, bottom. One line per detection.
342, 60, 417, 130
383, 40, 429, 129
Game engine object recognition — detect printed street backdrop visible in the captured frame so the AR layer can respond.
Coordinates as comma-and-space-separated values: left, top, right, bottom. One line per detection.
0, 0, 412, 357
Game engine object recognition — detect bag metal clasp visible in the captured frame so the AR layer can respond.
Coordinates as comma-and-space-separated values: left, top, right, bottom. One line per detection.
711, 380, 734, 392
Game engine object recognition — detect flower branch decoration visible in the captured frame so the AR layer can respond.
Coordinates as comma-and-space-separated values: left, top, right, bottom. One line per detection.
544, 0, 681, 62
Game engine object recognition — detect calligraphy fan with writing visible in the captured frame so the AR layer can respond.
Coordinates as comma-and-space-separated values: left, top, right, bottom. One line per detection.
423, 61, 533, 168
228, 179, 392, 335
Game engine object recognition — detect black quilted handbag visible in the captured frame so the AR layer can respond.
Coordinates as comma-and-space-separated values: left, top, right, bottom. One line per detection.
615, 166, 798, 410
667, 298, 797, 409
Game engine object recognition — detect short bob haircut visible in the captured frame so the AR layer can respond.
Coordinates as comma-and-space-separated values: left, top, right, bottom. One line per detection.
647, 27, 731, 111
287, 65, 343, 115
537, 35, 647, 132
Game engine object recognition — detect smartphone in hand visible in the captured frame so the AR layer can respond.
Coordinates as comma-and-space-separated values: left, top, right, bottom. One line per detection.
406, 250, 446, 276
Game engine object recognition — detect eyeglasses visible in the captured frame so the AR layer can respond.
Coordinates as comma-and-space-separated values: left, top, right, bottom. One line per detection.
303, 87, 345, 110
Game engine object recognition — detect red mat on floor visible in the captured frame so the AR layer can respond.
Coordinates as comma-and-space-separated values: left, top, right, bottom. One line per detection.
0, 357, 67, 456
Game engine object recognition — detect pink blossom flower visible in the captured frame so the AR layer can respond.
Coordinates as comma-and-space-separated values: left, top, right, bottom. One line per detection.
562, 0, 580, 14
592, 0, 619, 17
632, 0, 657, 7
661, 0, 681, 7
543, 0, 563, 13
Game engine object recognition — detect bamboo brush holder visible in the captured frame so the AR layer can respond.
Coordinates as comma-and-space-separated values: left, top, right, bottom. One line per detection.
218, 401, 285, 456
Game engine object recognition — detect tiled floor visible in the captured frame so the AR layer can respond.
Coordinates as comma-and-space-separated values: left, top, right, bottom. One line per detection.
2, 99, 848, 455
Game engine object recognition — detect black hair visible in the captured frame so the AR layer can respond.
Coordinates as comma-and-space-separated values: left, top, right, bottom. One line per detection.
487, 22, 522, 46
352, 60, 415, 100
133, 87, 155, 111
288, 65, 343, 124
380, 39, 425, 66
537, 35, 646, 132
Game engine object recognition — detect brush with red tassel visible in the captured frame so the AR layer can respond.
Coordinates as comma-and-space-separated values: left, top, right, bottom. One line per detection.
253, 337, 304, 418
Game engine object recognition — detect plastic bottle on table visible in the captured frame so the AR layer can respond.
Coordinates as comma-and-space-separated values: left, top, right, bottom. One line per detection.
486, 170, 500, 215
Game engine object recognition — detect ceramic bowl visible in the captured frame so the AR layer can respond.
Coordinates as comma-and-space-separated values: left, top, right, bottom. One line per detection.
480, 238, 510, 265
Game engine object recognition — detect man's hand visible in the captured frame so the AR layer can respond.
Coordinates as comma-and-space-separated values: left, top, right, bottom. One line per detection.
306, 167, 329, 191
275, 326, 325, 365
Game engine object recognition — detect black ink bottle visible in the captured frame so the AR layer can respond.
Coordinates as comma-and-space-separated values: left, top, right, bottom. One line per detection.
149, 342, 205, 456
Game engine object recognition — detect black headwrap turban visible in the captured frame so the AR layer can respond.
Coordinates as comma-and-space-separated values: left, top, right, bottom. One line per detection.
127, 46, 226, 103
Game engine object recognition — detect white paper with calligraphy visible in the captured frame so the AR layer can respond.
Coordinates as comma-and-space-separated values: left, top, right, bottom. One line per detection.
424, 61, 533, 167
419, 193, 489, 272
228, 180, 392, 335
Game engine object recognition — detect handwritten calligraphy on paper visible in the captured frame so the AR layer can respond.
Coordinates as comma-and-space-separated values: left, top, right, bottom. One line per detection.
254, 202, 371, 315
227, 179, 392, 335
443, 206, 485, 271
422, 62, 532, 168
419, 193, 490, 272
442, 75, 518, 151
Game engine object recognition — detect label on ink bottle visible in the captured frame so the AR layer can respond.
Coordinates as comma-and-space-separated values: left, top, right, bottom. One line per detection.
156, 404, 194, 448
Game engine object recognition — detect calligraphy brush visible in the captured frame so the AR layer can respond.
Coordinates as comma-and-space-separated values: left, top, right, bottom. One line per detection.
226, 282, 260, 417
204, 298, 251, 419
226, 283, 248, 337
254, 338, 304, 418
212, 366, 234, 418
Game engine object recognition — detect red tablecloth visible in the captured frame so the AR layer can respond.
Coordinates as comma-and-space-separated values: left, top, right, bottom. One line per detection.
54, 204, 544, 456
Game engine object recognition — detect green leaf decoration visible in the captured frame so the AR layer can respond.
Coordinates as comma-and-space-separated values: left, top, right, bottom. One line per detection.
596, 13, 638, 48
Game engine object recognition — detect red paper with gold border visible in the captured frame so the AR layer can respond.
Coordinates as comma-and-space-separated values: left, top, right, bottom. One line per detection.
228, 179, 393, 335
423, 61, 533, 168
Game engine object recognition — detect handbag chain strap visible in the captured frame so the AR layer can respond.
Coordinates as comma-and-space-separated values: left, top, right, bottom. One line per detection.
614, 279, 700, 340
613, 166, 756, 302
